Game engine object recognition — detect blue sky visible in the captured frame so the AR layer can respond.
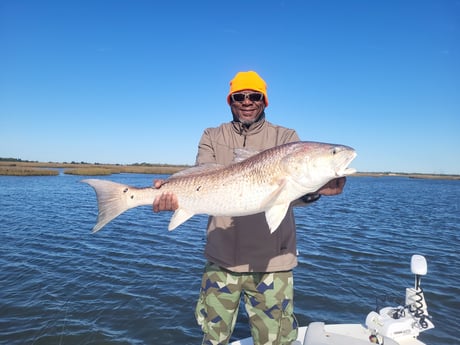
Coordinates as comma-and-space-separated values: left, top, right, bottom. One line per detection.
1, 0, 459, 174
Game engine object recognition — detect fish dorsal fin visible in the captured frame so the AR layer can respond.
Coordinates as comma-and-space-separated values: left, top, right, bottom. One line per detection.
168, 163, 224, 179
233, 148, 260, 163
168, 208, 195, 231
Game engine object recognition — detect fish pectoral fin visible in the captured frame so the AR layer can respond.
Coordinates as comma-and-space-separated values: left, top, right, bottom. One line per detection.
265, 203, 290, 233
168, 208, 195, 231
260, 179, 291, 233
260, 179, 287, 209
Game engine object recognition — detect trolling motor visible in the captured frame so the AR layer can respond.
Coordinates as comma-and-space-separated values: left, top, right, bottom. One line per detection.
365, 255, 435, 344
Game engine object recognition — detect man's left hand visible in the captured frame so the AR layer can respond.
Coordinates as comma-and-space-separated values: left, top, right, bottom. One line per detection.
316, 177, 347, 196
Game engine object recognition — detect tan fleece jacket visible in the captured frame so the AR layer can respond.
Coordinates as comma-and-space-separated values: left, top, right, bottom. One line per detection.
195, 118, 305, 272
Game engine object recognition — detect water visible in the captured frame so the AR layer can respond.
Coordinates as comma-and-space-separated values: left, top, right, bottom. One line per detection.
0, 174, 458, 345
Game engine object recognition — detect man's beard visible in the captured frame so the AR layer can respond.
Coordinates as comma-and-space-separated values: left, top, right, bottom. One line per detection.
234, 111, 265, 126
239, 117, 257, 126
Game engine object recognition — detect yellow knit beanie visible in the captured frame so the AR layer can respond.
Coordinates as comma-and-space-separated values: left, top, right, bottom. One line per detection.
227, 71, 268, 106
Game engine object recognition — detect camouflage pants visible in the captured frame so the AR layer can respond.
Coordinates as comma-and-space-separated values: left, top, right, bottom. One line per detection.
195, 262, 298, 345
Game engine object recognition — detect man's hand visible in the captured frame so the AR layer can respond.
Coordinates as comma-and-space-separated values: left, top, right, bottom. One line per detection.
316, 177, 347, 196
152, 179, 179, 212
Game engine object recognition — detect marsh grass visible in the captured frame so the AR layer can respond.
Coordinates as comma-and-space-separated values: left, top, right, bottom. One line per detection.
0, 166, 59, 176
64, 168, 114, 176
0, 161, 188, 176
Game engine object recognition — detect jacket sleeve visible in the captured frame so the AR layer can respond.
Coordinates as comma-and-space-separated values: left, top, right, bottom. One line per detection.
286, 130, 301, 143
195, 128, 216, 165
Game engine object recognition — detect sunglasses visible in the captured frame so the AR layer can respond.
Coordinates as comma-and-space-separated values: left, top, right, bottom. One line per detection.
230, 92, 264, 103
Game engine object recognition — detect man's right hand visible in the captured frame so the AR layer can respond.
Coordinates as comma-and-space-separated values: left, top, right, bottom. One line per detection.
152, 179, 179, 212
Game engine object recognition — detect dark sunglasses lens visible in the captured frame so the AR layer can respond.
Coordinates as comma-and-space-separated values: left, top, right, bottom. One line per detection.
232, 93, 245, 102
231, 92, 263, 102
248, 93, 263, 102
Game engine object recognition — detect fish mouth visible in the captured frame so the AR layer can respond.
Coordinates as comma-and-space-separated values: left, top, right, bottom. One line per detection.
335, 151, 357, 177
338, 167, 357, 176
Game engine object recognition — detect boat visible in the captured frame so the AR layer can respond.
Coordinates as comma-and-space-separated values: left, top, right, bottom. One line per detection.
231, 254, 434, 345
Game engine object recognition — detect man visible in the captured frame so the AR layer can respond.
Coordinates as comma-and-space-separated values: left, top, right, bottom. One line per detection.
153, 71, 346, 345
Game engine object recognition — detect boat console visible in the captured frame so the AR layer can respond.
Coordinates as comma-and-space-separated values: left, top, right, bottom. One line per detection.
231, 254, 435, 345
302, 255, 434, 345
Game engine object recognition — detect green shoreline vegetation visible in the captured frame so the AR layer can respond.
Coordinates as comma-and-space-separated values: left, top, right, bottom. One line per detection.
0, 159, 188, 177
0, 158, 459, 180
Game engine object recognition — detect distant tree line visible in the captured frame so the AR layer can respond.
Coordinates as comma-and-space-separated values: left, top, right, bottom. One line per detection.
0, 157, 38, 163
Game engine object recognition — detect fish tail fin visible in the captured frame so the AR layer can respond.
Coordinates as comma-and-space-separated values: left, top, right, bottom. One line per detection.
81, 179, 134, 233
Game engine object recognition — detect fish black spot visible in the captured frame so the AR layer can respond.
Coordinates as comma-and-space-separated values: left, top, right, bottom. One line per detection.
130, 195, 134, 199
196, 185, 202, 191
123, 188, 129, 193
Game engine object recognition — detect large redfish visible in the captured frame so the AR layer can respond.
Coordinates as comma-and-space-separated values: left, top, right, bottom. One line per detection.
82, 141, 356, 233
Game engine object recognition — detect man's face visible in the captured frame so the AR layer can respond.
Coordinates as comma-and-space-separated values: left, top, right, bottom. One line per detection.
230, 89, 265, 125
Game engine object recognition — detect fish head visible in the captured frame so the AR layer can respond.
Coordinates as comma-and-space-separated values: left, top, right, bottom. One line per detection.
282, 142, 357, 192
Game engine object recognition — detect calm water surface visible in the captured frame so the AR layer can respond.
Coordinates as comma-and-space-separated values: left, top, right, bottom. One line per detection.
0, 174, 459, 344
